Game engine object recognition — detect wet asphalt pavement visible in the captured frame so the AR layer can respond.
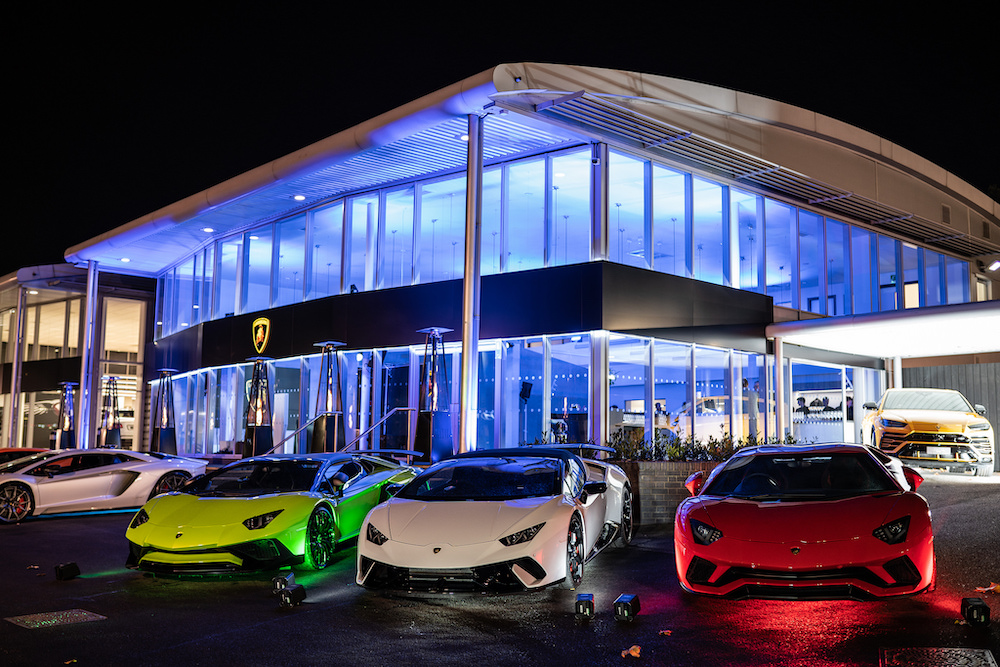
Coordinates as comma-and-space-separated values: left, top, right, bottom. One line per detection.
1, 472, 998, 667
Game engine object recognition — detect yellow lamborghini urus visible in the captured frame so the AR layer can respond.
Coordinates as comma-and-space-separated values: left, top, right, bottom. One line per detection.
863, 388, 995, 477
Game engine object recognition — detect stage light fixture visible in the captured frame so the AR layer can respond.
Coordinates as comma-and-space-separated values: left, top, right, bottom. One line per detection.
55, 562, 80, 581
613, 593, 640, 621
278, 583, 307, 608
271, 572, 295, 594
574, 593, 594, 620
961, 597, 991, 627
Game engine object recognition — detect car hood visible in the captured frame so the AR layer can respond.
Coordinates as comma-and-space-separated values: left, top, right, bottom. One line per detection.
143, 492, 312, 527
377, 495, 559, 546
880, 409, 984, 430
697, 494, 902, 543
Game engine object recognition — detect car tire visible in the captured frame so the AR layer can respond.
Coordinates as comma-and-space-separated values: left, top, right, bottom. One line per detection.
560, 513, 585, 590
303, 506, 336, 570
614, 484, 633, 548
0, 482, 34, 524
149, 471, 192, 500
973, 463, 993, 477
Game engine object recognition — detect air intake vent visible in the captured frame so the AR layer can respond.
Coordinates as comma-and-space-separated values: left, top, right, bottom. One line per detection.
983, 220, 991, 239
942, 204, 952, 224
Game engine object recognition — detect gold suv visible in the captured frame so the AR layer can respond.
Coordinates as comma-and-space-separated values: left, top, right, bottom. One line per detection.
862, 388, 995, 476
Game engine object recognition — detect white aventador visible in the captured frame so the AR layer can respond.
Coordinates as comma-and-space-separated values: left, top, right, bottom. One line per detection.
356, 446, 633, 592
0, 449, 207, 524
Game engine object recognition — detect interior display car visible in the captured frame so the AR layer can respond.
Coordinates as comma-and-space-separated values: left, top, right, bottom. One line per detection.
674, 443, 935, 600
125, 452, 417, 574
356, 446, 633, 592
0, 449, 206, 524
862, 388, 995, 476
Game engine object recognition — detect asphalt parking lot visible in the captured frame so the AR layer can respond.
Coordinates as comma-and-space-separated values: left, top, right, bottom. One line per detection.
1, 472, 998, 667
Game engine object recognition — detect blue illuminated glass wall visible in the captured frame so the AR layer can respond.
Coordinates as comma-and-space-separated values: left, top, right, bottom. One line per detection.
155, 145, 971, 338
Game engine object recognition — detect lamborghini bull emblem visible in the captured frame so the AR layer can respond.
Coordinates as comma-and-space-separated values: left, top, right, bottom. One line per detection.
252, 317, 270, 354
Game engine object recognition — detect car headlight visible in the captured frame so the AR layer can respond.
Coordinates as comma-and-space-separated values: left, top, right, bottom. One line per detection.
499, 522, 545, 546
690, 519, 723, 545
366, 523, 389, 545
873, 516, 910, 544
880, 417, 908, 428
130, 509, 149, 529
243, 510, 283, 530
968, 422, 991, 431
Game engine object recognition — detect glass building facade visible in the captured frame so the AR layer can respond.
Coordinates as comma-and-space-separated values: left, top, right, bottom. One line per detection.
150, 142, 971, 458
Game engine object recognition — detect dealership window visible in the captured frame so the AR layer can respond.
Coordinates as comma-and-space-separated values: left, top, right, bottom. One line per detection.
346, 194, 378, 293
243, 227, 273, 313
652, 164, 688, 278
609, 151, 648, 269
307, 202, 344, 299
274, 215, 306, 307
733, 351, 768, 442
732, 188, 762, 293
923, 249, 946, 307
877, 235, 900, 311
609, 335, 649, 443
550, 150, 592, 267
214, 236, 241, 320
380, 188, 415, 289
901, 242, 920, 308
765, 199, 796, 308
946, 256, 970, 303
418, 177, 465, 283
692, 346, 730, 442
500, 337, 545, 446
799, 211, 825, 314
654, 340, 692, 441
481, 168, 503, 275
548, 334, 589, 444
851, 226, 875, 314
507, 159, 547, 273
692, 177, 725, 286
825, 219, 849, 315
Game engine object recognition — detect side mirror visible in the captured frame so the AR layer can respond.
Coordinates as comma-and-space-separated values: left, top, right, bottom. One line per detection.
902, 466, 924, 491
583, 481, 608, 495
685, 471, 705, 496
863, 402, 878, 410
974, 404, 987, 416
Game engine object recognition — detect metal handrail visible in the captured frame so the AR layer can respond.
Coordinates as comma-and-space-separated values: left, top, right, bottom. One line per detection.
266, 407, 416, 457
342, 406, 415, 452
265, 410, 341, 455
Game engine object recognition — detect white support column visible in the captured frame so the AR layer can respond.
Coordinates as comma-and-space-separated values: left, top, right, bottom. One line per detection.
78, 261, 99, 449
774, 336, 785, 439
6, 286, 27, 447
892, 356, 903, 389
459, 113, 484, 453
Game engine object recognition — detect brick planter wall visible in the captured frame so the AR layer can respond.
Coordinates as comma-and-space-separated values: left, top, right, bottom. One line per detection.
615, 460, 721, 527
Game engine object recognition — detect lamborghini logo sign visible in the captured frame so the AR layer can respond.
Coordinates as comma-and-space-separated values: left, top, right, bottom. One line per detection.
253, 317, 271, 354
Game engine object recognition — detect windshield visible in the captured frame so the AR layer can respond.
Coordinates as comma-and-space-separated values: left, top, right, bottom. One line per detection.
0, 451, 64, 474
882, 389, 972, 412
185, 460, 321, 496
396, 457, 562, 501
703, 451, 897, 499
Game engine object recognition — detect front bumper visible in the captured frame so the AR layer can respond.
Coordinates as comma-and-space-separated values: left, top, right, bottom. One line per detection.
357, 555, 548, 592
126, 538, 302, 574
879, 432, 993, 472
674, 532, 935, 600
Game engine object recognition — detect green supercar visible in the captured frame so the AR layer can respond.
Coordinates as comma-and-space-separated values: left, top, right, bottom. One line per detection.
126, 452, 417, 574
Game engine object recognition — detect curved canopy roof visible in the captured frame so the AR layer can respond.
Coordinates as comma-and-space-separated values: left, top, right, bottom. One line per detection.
65, 63, 999, 278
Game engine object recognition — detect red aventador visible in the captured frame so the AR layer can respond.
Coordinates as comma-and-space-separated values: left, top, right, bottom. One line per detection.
674, 443, 935, 600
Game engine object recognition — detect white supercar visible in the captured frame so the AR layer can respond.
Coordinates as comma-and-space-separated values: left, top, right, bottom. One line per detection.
0, 449, 207, 523
356, 446, 633, 592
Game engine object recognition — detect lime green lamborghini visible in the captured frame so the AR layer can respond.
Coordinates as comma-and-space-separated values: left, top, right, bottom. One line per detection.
125, 452, 417, 574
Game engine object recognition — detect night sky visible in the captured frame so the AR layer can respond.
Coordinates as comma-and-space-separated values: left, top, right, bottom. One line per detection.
5, 5, 997, 278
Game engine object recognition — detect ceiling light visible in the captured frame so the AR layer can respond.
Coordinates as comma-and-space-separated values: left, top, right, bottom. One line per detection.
988, 260, 1000, 272
120, 257, 130, 263
202, 227, 215, 233
293, 195, 306, 201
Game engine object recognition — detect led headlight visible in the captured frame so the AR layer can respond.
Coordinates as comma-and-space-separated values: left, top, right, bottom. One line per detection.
880, 417, 908, 428
499, 522, 545, 546
968, 421, 991, 431
873, 516, 910, 544
690, 519, 723, 545
130, 509, 149, 529
243, 509, 283, 530
366, 523, 389, 545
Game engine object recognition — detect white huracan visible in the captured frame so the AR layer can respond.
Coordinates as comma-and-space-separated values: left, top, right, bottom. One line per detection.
356, 446, 633, 592
0, 449, 207, 524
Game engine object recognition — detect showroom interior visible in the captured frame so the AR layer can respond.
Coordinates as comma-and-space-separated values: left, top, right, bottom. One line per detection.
1, 63, 997, 468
